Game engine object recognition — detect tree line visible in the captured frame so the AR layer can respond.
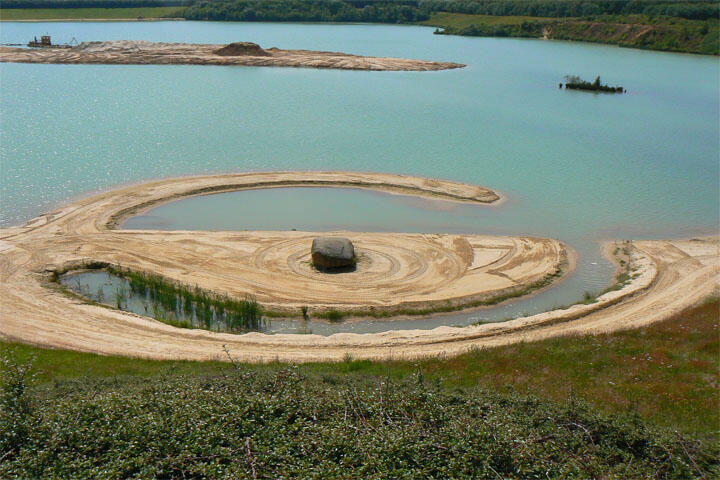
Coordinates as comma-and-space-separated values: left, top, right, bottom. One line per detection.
183, 0, 719, 23
183, 0, 428, 23
422, 0, 719, 21
5, 0, 717, 22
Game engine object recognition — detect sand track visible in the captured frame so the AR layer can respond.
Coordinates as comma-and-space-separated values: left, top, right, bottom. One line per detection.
0, 172, 717, 362
0, 40, 465, 71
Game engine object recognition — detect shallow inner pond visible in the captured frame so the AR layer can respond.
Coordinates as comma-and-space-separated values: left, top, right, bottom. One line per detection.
62, 270, 268, 334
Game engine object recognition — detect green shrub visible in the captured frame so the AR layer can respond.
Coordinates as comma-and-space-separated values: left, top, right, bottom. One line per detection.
0, 360, 717, 478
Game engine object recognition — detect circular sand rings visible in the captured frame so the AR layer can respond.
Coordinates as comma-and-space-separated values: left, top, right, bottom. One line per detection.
0, 172, 567, 317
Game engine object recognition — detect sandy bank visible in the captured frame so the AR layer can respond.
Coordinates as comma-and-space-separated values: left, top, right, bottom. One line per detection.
0, 40, 465, 71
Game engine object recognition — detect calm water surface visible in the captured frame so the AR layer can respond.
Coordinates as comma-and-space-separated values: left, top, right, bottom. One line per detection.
2, 21, 718, 333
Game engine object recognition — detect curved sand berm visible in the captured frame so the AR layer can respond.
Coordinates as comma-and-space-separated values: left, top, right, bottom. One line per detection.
0, 40, 465, 71
2, 171, 556, 317
0, 172, 717, 362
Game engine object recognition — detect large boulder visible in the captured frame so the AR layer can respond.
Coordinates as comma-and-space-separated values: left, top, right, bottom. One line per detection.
214, 42, 271, 57
311, 237, 356, 269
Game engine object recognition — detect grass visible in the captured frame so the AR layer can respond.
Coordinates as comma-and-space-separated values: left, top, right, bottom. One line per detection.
1, 342, 229, 381
3, 323, 719, 477
317, 309, 345, 322
2, 297, 718, 440
0, 7, 185, 21
422, 12, 556, 29
421, 298, 720, 439
3, 375, 715, 478
51, 259, 563, 325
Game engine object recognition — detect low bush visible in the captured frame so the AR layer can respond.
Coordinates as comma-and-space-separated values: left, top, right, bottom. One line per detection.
1, 360, 717, 478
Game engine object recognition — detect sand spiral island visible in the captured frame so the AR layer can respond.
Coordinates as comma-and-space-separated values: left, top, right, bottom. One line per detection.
0, 171, 717, 362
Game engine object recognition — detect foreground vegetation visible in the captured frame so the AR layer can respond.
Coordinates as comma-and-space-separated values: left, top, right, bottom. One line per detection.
1, 298, 717, 477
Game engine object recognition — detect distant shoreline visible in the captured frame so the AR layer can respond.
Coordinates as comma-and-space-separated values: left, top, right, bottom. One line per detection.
2, 8, 715, 55
1, 17, 185, 22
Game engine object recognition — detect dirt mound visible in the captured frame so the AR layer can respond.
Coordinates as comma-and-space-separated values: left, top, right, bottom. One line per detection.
214, 42, 271, 57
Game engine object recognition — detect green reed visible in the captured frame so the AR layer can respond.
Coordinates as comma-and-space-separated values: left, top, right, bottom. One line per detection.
107, 266, 265, 333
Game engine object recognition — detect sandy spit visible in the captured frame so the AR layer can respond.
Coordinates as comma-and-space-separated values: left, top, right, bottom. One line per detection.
0, 40, 465, 71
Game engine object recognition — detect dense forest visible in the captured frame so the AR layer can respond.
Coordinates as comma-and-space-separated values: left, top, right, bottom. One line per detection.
183, 0, 429, 23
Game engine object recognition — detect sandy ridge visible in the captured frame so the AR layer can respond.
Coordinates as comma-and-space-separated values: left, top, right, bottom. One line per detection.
0, 40, 466, 71
1, 172, 556, 317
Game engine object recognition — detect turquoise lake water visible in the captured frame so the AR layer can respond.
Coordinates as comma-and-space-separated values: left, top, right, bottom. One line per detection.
2, 21, 718, 333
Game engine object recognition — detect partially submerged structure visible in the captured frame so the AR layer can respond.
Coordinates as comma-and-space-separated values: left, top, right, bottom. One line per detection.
27, 35, 76, 49
27, 35, 52, 47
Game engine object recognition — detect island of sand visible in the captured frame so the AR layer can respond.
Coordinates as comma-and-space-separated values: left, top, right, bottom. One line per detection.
0, 40, 465, 71
0, 171, 717, 363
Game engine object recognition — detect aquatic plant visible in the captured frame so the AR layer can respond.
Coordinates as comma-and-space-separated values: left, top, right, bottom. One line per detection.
318, 310, 344, 322
99, 266, 266, 333
115, 287, 126, 310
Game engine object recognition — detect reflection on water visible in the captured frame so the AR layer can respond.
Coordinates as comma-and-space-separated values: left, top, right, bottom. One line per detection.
61, 270, 268, 334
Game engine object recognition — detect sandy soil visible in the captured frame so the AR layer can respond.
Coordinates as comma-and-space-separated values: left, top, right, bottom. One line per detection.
0, 172, 717, 363
0, 40, 465, 71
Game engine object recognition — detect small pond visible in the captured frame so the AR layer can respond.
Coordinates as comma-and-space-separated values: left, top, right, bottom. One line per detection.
61, 270, 269, 334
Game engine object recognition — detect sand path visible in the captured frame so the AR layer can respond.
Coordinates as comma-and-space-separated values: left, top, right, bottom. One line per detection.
1, 172, 717, 362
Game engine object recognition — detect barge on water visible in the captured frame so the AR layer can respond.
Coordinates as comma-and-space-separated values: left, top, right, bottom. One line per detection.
27, 35, 75, 49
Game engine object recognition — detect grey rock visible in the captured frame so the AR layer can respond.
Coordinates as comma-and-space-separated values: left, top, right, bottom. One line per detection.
311, 237, 356, 269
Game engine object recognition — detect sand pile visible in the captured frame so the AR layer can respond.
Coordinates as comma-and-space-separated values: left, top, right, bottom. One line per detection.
214, 42, 271, 57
